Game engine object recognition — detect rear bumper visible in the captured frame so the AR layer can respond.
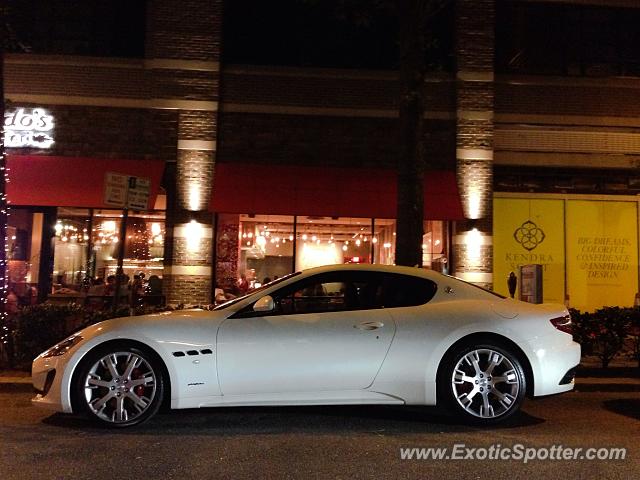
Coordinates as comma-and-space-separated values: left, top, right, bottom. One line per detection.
527, 333, 581, 397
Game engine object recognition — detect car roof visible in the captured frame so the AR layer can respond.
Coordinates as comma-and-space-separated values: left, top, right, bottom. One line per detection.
297, 263, 441, 280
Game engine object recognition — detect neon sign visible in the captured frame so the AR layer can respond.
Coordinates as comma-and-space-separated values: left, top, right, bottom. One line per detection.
4, 108, 55, 149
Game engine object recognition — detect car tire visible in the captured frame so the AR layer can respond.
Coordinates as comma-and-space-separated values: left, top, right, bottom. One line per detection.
438, 342, 526, 425
73, 344, 164, 427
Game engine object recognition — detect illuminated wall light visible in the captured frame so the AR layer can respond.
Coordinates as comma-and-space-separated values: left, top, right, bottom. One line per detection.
355, 239, 361, 247
465, 228, 482, 262
383, 242, 391, 248
289, 235, 294, 241
372, 237, 377, 244
311, 235, 317, 241
187, 184, 202, 211
185, 220, 203, 253
467, 188, 482, 220
342, 244, 348, 251
302, 234, 308, 241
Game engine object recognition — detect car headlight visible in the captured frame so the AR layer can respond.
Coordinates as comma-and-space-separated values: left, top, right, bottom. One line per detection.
41, 335, 84, 358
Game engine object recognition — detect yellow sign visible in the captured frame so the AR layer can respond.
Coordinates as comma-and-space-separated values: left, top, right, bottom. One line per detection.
493, 198, 565, 304
566, 200, 638, 312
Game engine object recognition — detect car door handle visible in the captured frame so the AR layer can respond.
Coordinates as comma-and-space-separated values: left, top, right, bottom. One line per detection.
354, 321, 384, 330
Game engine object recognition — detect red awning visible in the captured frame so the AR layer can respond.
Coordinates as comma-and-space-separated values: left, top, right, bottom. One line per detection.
210, 163, 464, 220
7, 155, 165, 210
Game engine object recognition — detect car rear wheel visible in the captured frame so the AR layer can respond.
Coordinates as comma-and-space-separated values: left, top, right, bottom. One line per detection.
74, 345, 164, 427
439, 343, 526, 424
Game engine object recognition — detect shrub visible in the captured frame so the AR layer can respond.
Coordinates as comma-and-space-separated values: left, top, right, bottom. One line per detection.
572, 306, 634, 368
6, 303, 171, 370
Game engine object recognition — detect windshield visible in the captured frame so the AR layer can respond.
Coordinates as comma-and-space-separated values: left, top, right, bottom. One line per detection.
213, 272, 301, 310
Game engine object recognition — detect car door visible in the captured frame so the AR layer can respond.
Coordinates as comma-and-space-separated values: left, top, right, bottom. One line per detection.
217, 271, 396, 395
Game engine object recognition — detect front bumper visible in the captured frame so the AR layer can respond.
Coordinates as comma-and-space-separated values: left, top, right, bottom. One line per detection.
31, 354, 73, 413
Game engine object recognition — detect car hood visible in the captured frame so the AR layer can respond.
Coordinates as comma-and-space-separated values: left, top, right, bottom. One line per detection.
75, 309, 230, 346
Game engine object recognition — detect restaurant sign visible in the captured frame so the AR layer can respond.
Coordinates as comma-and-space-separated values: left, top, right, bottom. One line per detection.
4, 107, 55, 149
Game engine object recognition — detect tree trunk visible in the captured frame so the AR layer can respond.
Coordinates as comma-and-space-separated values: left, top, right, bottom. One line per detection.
395, 0, 427, 267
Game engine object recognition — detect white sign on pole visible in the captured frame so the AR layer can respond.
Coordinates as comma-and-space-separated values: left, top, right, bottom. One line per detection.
104, 172, 151, 210
127, 176, 151, 210
104, 172, 129, 208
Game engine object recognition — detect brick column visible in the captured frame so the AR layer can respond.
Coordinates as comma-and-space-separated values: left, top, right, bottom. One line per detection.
453, 0, 495, 289
146, 0, 222, 305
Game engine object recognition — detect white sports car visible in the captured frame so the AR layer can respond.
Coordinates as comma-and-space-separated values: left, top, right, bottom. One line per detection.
32, 264, 580, 427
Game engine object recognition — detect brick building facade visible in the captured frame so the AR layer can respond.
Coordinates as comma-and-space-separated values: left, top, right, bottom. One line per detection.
3, 0, 640, 311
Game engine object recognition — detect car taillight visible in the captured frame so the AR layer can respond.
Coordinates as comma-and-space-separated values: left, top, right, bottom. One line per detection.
550, 315, 573, 335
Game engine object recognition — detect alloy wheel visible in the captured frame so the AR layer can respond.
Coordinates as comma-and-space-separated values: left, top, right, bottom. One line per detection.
82, 351, 157, 424
450, 348, 521, 419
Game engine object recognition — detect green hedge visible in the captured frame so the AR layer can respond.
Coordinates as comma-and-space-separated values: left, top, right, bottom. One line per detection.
3, 304, 170, 370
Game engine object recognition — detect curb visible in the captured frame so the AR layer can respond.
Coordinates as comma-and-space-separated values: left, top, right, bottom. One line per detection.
0, 376, 31, 384
575, 377, 640, 393
1, 376, 639, 393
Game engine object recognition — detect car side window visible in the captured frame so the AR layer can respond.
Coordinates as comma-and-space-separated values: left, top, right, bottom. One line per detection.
379, 274, 437, 308
273, 272, 384, 315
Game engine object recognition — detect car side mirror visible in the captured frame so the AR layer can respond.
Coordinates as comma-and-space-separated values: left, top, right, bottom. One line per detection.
253, 295, 275, 313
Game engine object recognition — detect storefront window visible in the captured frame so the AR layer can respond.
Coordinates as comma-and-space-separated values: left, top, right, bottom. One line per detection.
373, 218, 396, 265
53, 208, 91, 289
238, 214, 294, 288
92, 210, 165, 281
218, 214, 451, 299
52, 208, 165, 295
422, 220, 448, 273
8, 207, 42, 305
295, 216, 372, 270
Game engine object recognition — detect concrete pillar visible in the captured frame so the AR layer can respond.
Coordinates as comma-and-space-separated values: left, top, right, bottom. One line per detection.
453, 0, 495, 289
146, 0, 222, 305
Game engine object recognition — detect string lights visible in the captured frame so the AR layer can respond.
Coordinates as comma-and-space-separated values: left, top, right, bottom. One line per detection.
1, 110, 10, 348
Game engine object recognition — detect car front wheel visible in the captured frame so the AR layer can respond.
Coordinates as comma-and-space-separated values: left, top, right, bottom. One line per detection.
439, 343, 526, 424
74, 345, 164, 427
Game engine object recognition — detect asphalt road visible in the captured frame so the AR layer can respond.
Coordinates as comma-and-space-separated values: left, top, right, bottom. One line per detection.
0, 383, 638, 480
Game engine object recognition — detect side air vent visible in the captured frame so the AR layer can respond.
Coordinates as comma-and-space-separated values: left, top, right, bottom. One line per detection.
173, 348, 214, 357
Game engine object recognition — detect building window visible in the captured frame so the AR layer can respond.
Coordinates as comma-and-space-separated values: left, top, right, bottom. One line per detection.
7, 207, 43, 306
52, 208, 165, 296
496, 3, 640, 77
6, 0, 146, 57
216, 213, 450, 299
238, 214, 295, 288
